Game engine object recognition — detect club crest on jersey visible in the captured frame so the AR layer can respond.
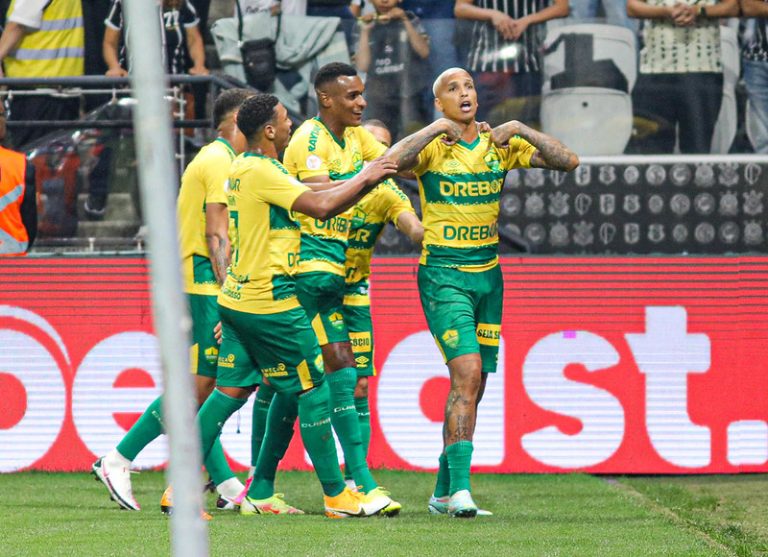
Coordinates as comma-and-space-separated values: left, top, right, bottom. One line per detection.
442, 329, 459, 349
204, 346, 219, 364
329, 312, 345, 330
351, 207, 367, 229
352, 150, 363, 171
483, 151, 501, 172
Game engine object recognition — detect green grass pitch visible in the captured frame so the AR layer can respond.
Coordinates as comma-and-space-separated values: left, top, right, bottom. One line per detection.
2, 471, 768, 556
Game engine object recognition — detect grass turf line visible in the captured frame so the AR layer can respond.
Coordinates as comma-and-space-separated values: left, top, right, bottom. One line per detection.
0, 471, 736, 557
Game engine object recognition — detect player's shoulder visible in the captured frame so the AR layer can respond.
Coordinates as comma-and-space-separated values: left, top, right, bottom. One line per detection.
288, 118, 327, 150
201, 138, 236, 162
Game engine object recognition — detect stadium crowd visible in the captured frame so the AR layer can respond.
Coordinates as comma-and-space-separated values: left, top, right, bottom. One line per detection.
0, 0, 764, 155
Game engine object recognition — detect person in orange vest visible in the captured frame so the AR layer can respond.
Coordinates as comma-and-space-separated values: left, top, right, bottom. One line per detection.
0, 103, 37, 255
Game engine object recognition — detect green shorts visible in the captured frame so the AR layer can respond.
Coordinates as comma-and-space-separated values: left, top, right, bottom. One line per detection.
188, 293, 220, 378
216, 304, 325, 393
296, 271, 349, 346
342, 302, 375, 377
417, 264, 503, 374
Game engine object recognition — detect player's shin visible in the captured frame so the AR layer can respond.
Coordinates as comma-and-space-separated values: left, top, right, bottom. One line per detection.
250, 383, 276, 478
116, 396, 165, 461
355, 396, 371, 458
248, 391, 298, 499
298, 381, 346, 497
327, 367, 377, 492
446, 440, 474, 495
198, 389, 248, 460
434, 451, 451, 498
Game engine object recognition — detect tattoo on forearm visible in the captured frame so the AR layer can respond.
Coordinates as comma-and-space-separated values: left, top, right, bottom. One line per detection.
213, 241, 229, 286
386, 127, 441, 171
518, 126, 576, 172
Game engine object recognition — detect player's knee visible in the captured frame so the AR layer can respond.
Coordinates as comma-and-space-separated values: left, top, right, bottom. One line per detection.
354, 376, 368, 398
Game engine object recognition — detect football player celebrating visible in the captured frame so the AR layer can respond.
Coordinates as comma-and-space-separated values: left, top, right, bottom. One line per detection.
386, 67, 579, 517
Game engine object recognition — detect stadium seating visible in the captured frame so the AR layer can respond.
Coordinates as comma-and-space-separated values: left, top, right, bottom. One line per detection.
540, 24, 636, 155
540, 87, 633, 155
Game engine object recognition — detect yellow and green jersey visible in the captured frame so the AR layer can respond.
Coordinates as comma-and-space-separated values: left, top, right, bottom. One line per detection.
283, 117, 387, 277
177, 138, 234, 296
412, 132, 536, 271
218, 152, 310, 315
344, 179, 415, 305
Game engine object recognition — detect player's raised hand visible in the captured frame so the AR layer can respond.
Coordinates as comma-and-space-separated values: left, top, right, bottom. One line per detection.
435, 118, 463, 145
490, 120, 522, 148
476, 121, 493, 134
360, 157, 399, 185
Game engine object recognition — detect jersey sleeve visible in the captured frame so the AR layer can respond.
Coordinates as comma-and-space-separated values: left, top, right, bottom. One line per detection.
359, 126, 388, 162
500, 136, 537, 170
105, 0, 122, 30
410, 137, 440, 177
284, 128, 332, 181
381, 180, 415, 226
180, 0, 200, 27
256, 161, 311, 211
203, 151, 230, 205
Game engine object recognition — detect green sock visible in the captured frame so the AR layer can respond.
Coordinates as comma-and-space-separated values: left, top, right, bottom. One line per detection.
298, 381, 345, 497
248, 392, 297, 500
327, 367, 377, 493
198, 389, 247, 461
446, 440, 474, 495
356, 396, 371, 457
344, 396, 371, 481
434, 452, 450, 497
203, 437, 234, 486
251, 384, 275, 469
116, 396, 164, 461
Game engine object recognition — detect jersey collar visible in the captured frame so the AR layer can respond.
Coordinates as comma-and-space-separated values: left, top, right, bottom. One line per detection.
314, 116, 346, 149
457, 135, 481, 150
215, 137, 237, 158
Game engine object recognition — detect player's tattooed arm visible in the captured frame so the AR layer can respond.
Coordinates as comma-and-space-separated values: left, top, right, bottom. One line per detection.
491, 120, 579, 172
205, 202, 230, 285
385, 118, 463, 171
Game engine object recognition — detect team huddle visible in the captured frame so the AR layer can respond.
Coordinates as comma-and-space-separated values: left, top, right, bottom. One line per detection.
92, 62, 578, 519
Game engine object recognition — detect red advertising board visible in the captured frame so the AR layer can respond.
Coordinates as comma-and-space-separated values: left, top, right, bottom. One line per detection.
1, 256, 767, 474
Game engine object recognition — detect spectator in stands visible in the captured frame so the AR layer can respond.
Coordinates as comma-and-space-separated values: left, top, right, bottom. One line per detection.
354, 0, 430, 139
626, 0, 738, 154
742, 0, 768, 153
0, 0, 84, 149
103, 0, 208, 78
455, 0, 569, 125
401, 0, 459, 117
0, 103, 37, 255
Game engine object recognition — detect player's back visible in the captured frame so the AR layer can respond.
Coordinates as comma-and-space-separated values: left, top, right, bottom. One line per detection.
219, 153, 308, 315
177, 138, 235, 294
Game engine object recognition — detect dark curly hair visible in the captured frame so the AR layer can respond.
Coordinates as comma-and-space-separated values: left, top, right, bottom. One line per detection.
235, 93, 280, 140
213, 88, 253, 129
314, 62, 357, 91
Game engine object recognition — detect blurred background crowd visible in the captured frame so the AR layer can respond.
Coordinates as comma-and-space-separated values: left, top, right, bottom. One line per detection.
0, 0, 765, 255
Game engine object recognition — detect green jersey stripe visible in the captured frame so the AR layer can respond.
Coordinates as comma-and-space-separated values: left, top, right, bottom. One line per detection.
423, 243, 499, 268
